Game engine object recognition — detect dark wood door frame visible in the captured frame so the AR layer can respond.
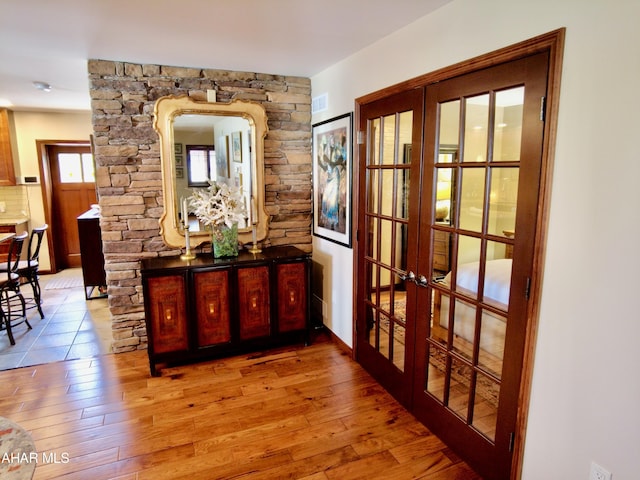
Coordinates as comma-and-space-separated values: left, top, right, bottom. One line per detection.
36, 139, 91, 274
353, 29, 564, 479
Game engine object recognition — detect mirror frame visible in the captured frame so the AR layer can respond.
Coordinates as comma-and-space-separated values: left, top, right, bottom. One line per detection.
153, 95, 269, 248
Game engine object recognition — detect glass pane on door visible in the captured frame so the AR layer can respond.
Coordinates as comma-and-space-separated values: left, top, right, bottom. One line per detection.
438, 100, 460, 150
58, 153, 83, 183
493, 87, 524, 162
472, 370, 500, 441
463, 94, 489, 163
459, 168, 485, 232
381, 114, 396, 165
487, 167, 519, 237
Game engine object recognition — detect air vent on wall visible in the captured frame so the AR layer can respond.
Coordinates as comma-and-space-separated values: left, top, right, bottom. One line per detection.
312, 93, 328, 114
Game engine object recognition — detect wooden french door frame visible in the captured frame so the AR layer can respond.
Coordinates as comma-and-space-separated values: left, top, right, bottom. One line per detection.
353, 29, 564, 479
36, 139, 92, 273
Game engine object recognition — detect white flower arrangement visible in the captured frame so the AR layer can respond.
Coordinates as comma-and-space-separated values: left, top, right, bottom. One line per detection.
187, 181, 247, 230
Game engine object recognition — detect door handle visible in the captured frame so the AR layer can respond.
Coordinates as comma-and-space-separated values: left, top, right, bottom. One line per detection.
400, 271, 416, 282
416, 275, 428, 287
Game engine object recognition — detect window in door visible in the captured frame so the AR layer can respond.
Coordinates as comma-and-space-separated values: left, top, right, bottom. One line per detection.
58, 152, 95, 183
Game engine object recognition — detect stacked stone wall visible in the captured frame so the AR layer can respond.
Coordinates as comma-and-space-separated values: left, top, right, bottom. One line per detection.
88, 59, 312, 353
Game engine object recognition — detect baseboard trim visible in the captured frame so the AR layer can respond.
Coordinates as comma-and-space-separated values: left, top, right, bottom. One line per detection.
324, 326, 353, 357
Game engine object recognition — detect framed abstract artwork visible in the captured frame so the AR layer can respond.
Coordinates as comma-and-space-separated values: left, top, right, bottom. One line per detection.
312, 112, 353, 247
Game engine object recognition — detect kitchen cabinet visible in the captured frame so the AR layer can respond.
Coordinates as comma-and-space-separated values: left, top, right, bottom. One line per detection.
0, 109, 16, 186
141, 246, 311, 376
0, 220, 28, 262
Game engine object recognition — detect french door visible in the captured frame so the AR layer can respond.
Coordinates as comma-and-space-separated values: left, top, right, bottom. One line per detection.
355, 52, 550, 480
355, 88, 425, 406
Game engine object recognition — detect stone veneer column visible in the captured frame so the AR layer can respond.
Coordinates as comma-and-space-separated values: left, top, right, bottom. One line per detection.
88, 60, 312, 353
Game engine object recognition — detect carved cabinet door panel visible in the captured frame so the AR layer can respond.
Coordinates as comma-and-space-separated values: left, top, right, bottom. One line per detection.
237, 266, 271, 340
277, 262, 307, 333
147, 275, 188, 354
194, 269, 231, 347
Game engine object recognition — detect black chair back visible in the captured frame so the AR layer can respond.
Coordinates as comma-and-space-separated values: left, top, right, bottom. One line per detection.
26, 225, 48, 268
5, 232, 28, 280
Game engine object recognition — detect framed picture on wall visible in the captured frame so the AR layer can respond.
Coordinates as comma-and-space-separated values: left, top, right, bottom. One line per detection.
174, 143, 183, 154
216, 135, 229, 178
312, 112, 353, 248
175, 155, 183, 166
231, 131, 242, 163
175, 167, 184, 178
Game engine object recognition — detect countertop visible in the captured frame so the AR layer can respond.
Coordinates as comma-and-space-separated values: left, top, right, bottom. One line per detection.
77, 207, 100, 220
0, 215, 29, 226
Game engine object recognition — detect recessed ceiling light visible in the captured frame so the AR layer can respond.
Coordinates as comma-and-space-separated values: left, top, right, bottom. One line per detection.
32, 81, 52, 92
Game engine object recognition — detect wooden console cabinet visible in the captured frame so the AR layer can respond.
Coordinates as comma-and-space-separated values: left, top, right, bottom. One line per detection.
141, 246, 311, 376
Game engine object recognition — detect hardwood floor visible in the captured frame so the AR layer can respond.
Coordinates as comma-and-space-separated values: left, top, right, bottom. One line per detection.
0, 332, 482, 479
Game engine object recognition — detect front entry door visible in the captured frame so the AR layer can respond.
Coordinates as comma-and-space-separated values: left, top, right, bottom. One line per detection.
355, 51, 550, 480
49, 144, 96, 268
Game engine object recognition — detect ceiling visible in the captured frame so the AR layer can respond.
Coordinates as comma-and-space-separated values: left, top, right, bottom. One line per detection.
0, 0, 450, 113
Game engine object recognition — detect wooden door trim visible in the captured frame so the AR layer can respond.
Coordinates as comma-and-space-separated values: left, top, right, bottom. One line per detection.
36, 139, 91, 273
353, 28, 565, 480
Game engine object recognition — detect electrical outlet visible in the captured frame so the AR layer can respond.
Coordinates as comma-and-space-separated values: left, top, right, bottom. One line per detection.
589, 462, 612, 480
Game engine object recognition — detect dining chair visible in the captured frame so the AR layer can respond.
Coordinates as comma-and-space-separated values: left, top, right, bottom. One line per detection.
0, 232, 30, 345
17, 225, 47, 318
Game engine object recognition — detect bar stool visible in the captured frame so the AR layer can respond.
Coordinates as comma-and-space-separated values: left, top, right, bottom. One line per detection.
0, 232, 30, 345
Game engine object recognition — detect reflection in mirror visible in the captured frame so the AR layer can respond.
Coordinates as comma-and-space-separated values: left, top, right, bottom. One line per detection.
173, 114, 252, 232
154, 96, 268, 248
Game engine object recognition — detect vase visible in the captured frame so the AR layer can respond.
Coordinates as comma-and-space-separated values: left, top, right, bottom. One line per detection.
212, 223, 239, 258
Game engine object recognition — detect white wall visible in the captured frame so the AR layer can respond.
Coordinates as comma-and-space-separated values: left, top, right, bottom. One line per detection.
12, 111, 93, 271
311, 0, 640, 478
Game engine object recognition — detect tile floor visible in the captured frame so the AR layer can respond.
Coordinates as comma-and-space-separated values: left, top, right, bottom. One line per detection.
0, 268, 112, 371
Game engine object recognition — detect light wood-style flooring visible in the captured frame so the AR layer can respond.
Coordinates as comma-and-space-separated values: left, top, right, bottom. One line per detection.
0, 333, 482, 479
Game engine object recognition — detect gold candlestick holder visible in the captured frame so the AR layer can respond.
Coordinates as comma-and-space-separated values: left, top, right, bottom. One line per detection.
248, 224, 261, 254
180, 222, 196, 261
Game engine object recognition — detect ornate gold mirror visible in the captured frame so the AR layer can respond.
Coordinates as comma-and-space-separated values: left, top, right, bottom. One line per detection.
154, 95, 269, 248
